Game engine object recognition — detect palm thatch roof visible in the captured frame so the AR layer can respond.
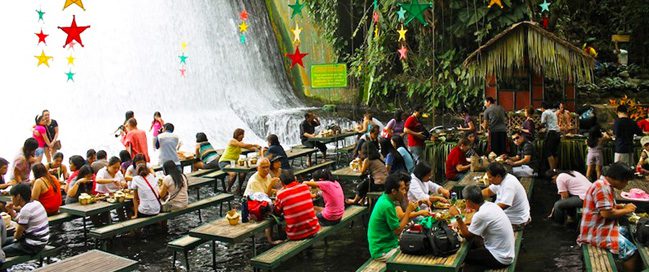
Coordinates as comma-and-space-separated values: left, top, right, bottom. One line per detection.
463, 21, 594, 84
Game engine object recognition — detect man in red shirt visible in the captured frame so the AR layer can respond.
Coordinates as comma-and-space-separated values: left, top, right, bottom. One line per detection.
121, 118, 150, 162
637, 112, 649, 134
274, 170, 320, 241
445, 138, 471, 180
403, 106, 426, 162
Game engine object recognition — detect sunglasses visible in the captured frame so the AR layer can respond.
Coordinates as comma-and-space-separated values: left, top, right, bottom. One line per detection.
512, 136, 520, 141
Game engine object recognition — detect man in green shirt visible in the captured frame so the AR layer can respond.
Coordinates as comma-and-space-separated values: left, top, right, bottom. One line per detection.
368, 173, 417, 261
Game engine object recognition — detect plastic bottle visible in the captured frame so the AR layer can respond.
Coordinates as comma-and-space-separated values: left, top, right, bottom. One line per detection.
451, 192, 457, 205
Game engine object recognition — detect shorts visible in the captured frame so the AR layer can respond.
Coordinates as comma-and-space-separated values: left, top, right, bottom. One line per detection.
316, 212, 340, 226
616, 226, 637, 261
218, 161, 232, 170
204, 159, 220, 170
586, 150, 602, 166
543, 131, 561, 157
35, 147, 45, 157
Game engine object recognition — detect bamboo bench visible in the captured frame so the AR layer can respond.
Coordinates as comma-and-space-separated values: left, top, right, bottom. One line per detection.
485, 231, 523, 272
294, 161, 335, 179
356, 258, 387, 272
168, 235, 205, 271
202, 170, 227, 192
48, 212, 77, 225
90, 193, 234, 250
187, 168, 219, 177
1, 245, 61, 270
582, 244, 618, 272
250, 205, 368, 271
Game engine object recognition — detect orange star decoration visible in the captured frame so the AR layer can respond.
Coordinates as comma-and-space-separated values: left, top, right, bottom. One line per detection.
285, 46, 308, 68
35, 50, 53, 67
63, 0, 85, 11
488, 0, 503, 9
240, 9, 249, 21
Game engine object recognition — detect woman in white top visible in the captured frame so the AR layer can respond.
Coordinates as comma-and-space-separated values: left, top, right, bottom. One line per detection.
124, 154, 153, 184
408, 161, 450, 207
129, 164, 160, 218
95, 157, 127, 194
159, 160, 188, 212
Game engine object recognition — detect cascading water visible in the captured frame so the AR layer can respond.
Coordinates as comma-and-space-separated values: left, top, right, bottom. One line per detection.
1, 0, 348, 164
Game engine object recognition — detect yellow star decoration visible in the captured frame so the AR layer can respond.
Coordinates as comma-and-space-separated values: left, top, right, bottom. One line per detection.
181, 42, 187, 51
63, 0, 85, 11
35, 50, 53, 67
67, 55, 75, 65
292, 22, 302, 44
374, 27, 379, 40
488, 0, 503, 9
239, 21, 248, 33
397, 25, 407, 42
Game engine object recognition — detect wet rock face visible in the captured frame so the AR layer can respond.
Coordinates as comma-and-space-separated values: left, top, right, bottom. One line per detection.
590, 104, 617, 130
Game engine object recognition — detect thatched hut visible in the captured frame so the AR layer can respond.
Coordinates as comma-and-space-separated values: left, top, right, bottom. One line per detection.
463, 21, 595, 111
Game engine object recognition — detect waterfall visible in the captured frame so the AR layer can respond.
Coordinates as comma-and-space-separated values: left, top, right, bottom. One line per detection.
0, 0, 347, 164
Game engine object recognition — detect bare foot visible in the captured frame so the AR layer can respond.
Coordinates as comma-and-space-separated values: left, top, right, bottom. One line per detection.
269, 240, 284, 245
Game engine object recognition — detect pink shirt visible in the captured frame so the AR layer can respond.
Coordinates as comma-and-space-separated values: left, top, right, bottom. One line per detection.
556, 171, 592, 200
317, 181, 345, 221
33, 125, 47, 147
152, 121, 163, 137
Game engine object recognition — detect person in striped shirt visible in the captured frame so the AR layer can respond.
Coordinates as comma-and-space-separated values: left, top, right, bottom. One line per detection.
3, 183, 50, 256
274, 170, 320, 241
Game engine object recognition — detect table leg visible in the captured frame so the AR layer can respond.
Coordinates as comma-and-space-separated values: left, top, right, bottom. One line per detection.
252, 235, 257, 256
82, 217, 88, 246
211, 240, 216, 270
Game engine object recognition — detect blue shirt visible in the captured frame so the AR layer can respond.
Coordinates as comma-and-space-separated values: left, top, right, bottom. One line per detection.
385, 153, 406, 174
266, 145, 291, 169
398, 147, 414, 173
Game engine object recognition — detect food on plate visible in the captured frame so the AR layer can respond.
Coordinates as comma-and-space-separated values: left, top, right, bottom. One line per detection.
433, 202, 451, 209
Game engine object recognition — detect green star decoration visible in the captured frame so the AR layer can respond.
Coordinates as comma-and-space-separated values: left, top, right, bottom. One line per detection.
240, 33, 246, 44
36, 9, 45, 22
539, 0, 551, 12
396, 7, 407, 22
66, 69, 75, 82
179, 53, 188, 64
399, 0, 432, 26
373, 0, 378, 10
288, 0, 304, 19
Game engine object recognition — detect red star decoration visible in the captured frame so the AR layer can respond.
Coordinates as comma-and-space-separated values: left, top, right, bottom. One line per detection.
285, 46, 308, 68
35, 29, 49, 45
542, 16, 549, 29
373, 11, 380, 24
58, 15, 90, 48
240, 9, 249, 21
180, 67, 187, 77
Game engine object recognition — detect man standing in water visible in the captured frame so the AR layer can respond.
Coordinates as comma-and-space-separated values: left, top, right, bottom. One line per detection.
121, 118, 150, 162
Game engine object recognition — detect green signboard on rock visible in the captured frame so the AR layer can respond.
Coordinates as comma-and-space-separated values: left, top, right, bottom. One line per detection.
310, 64, 348, 89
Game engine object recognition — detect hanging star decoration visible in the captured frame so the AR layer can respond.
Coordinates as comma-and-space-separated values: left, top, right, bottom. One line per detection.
240, 9, 249, 21
36, 9, 45, 22
239, 21, 248, 33
396, 7, 407, 22
34, 50, 53, 67
373, 11, 380, 24
180, 67, 186, 77
181, 42, 187, 51
399, 0, 432, 26
542, 15, 549, 29
179, 53, 188, 64
374, 27, 379, 40
35, 29, 49, 45
67, 41, 77, 50
292, 22, 302, 44
488, 0, 503, 9
288, 0, 304, 19
240, 33, 247, 44
398, 46, 408, 60
539, 0, 551, 12
63, 0, 85, 11
285, 46, 308, 68
65, 69, 75, 81
58, 15, 90, 48
373, 0, 378, 10
67, 54, 75, 65
397, 25, 407, 42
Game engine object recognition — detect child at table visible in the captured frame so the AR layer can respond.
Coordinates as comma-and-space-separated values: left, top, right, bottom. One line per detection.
586, 125, 610, 180
303, 169, 344, 226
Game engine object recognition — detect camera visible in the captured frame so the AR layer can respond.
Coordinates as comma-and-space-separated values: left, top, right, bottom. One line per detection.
114, 125, 125, 138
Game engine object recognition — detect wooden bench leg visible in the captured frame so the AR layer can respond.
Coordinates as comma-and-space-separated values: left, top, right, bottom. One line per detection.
184, 250, 190, 272
82, 217, 88, 247
211, 240, 216, 270
172, 251, 177, 271
220, 202, 223, 217
252, 235, 257, 256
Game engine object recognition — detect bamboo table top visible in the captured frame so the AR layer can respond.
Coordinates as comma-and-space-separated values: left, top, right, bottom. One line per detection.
286, 148, 318, 160
35, 250, 138, 272
308, 131, 359, 143
189, 218, 272, 243
60, 201, 128, 217
386, 240, 469, 272
332, 166, 362, 180
457, 172, 487, 188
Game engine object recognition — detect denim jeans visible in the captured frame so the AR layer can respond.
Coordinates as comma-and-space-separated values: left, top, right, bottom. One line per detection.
552, 196, 583, 224
409, 146, 424, 163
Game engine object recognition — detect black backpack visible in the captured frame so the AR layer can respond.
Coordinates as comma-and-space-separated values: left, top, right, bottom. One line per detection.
399, 225, 429, 255
427, 220, 461, 256
635, 218, 649, 246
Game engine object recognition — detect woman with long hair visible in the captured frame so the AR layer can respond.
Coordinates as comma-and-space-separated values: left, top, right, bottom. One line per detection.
65, 165, 95, 204
380, 138, 407, 174
346, 142, 388, 205
32, 115, 51, 163
31, 163, 62, 215
218, 128, 261, 194
160, 160, 188, 212
129, 164, 160, 218
391, 135, 415, 174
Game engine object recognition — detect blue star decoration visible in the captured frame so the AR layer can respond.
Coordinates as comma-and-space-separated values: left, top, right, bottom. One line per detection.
539, 0, 551, 12
396, 7, 407, 22
65, 69, 75, 82
179, 53, 188, 64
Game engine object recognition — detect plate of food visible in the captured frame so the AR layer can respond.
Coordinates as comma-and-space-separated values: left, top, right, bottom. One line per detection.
433, 202, 451, 209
